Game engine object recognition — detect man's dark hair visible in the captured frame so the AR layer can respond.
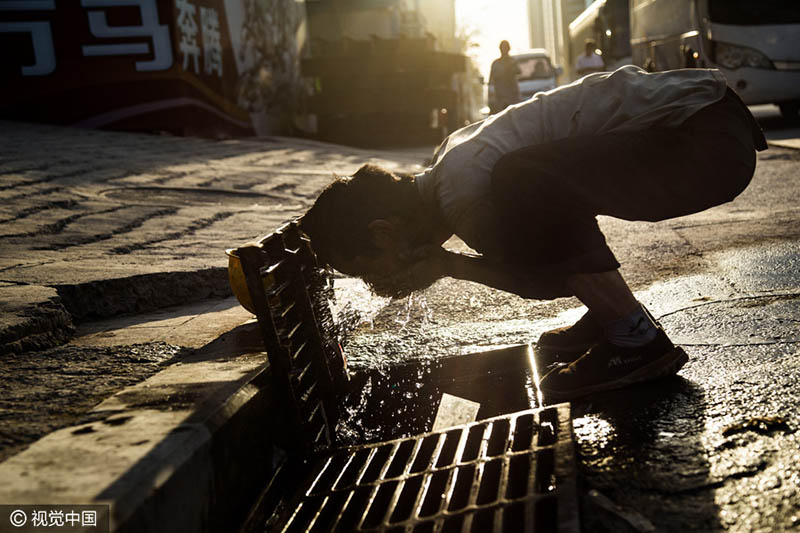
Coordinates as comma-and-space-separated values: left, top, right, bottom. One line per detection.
300, 164, 418, 268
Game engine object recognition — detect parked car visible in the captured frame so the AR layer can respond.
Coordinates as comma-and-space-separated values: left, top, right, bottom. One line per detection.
512, 49, 562, 100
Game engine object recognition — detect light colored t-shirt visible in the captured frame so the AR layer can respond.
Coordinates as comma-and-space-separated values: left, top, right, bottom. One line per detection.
576, 51, 605, 73
415, 65, 728, 256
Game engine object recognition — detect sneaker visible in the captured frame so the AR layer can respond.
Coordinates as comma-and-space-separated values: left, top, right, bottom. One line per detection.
538, 327, 688, 402
537, 305, 663, 359
537, 310, 603, 357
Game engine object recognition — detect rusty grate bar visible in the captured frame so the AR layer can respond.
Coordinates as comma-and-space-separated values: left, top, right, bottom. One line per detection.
271, 404, 579, 532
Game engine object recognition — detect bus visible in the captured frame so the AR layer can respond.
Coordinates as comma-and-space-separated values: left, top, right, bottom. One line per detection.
630, 0, 800, 120
569, 0, 632, 80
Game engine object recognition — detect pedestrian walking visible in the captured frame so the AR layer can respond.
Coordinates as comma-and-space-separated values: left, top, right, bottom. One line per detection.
488, 40, 521, 114
299, 66, 767, 401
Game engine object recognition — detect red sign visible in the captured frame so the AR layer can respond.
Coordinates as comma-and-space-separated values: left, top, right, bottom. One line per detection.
0, 0, 256, 136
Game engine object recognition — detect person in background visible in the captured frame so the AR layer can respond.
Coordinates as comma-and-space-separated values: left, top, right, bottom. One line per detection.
576, 39, 605, 77
488, 40, 521, 114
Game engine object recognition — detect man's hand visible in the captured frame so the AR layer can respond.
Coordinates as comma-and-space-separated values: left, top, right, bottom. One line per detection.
403, 245, 451, 290
364, 245, 451, 298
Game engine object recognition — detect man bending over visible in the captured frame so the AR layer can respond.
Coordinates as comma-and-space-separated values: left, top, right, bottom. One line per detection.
299, 66, 766, 401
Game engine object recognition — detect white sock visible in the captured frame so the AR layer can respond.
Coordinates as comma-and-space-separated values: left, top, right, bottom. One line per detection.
603, 304, 658, 347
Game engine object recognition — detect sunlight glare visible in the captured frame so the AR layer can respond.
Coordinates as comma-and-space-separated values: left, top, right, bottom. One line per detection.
456, 0, 531, 77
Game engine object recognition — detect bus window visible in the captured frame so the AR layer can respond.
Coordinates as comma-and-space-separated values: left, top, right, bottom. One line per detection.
708, 0, 800, 25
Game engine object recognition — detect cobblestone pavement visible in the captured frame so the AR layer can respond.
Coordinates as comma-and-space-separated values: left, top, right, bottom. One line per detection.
0, 120, 430, 352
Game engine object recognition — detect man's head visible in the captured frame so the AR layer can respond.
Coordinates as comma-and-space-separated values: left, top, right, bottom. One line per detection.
300, 164, 420, 279
584, 39, 596, 56
499, 40, 511, 56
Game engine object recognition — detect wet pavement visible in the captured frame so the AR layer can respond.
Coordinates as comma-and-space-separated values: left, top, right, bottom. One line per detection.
335, 226, 800, 532
571, 243, 800, 532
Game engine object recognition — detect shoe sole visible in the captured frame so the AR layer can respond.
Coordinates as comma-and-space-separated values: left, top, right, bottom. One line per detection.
540, 347, 690, 402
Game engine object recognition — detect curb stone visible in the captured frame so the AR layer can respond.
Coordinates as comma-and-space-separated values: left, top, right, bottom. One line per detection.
0, 322, 275, 533
0, 284, 74, 355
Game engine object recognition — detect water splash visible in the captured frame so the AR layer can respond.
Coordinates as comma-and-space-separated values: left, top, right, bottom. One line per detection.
393, 292, 435, 333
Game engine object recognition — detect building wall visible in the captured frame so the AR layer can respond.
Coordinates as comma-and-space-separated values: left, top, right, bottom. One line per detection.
301, 0, 477, 144
306, 0, 420, 44
527, 0, 594, 82
306, 0, 456, 50
417, 0, 458, 52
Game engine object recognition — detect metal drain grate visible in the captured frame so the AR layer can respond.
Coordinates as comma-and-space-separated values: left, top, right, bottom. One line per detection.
273, 404, 579, 532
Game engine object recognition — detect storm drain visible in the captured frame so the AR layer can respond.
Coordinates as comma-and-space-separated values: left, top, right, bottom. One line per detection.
235, 222, 579, 532
273, 404, 579, 532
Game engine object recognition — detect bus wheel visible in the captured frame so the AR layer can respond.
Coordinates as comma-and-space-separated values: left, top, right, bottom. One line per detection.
779, 102, 800, 124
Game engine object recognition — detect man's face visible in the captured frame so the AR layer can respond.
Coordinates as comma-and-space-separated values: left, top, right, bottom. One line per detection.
328, 219, 419, 296
329, 218, 412, 279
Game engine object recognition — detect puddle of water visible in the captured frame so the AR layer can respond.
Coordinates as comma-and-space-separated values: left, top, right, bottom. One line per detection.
340, 303, 589, 370
335, 345, 541, 445
326, 239, 800, 493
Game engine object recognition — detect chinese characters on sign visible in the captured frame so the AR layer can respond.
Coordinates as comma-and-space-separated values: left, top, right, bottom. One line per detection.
81, 0, 173, 72
176, 0, 223, 77
0, 0, 252, 136
200, 6, 222, 76
176, 0, 200, 72
0, 0, 57, 76
0, 0, 223, 77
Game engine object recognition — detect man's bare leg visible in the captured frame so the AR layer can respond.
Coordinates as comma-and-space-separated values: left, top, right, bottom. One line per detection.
567, 269, 660, 347
565, 270, 639, 323
537, 270, 642, 355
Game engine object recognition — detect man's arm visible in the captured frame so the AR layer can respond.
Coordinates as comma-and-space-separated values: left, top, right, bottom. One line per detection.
365, 246, 565, 300
399, 247, 558, 299
444, 250, 531, 295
